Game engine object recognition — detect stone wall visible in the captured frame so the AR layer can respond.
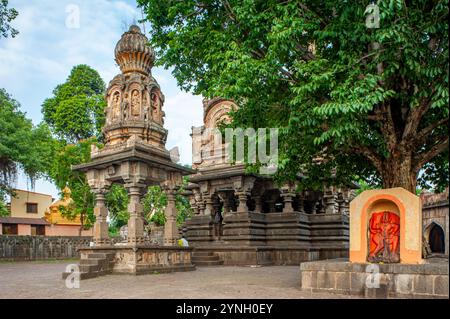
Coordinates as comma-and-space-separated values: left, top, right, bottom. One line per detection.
0, 235, 92, 261
300, 260, 449, 298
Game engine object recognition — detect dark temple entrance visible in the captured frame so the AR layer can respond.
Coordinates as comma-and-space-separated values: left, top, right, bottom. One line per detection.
429, 223, 445, 254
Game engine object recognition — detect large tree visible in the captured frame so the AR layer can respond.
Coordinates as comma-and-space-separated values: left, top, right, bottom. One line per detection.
43, 65, 110, 234
0, 88, 55, 214
139, 0, 449, 193
42, 64, 106, 143
0, 88, 55, 193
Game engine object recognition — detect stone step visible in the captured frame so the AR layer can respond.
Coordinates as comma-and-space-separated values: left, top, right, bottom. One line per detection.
192, 260, 224, 266
79, 264, 99, 273
80, 258, 102, 265
87, 252, 115, 259
192, 251, 214, 257
192, 255, 220, 262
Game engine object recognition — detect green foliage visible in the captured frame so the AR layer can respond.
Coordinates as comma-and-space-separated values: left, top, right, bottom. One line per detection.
0, 187, 8, 217
105, 184, 129, 231
142, 179, 192, 227
42, 65, 110, 231
139, 0, 449, 192
142, 185, 167, 226
0, 0, 18, 38
42, 65, 106, 144
49, 139, 98, 228
0, 88, 55, 192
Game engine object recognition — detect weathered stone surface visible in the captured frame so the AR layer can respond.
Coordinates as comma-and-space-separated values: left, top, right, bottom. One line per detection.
434, 275, 449, 296
300, 260, 449, 298
0, 235, 92, 260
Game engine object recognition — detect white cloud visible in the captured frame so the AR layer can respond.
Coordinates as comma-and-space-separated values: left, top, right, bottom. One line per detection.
164, 92, 204, 165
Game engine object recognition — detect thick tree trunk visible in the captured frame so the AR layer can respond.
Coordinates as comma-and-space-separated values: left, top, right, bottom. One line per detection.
380, 153, 417, 193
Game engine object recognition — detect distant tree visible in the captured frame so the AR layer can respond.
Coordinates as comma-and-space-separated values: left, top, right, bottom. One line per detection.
0, 88, 55, 193
142, 178, 192, 227
105, 184, 129, 235
42, 65, 110, 234
0, 0, 18, 38
42, 64, 106, 144
49, 139, 98, 234
139, 0, 449, 193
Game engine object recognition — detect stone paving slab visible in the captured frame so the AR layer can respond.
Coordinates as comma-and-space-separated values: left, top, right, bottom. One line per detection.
0, 260, 359, 299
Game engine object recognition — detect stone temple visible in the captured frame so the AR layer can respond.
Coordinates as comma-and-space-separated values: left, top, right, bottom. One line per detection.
182, 98, 356, 266
64, 25, 196, 278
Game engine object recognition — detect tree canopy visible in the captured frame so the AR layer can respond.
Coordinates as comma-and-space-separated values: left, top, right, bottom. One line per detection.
0, 0, 18, 38
139, 0, 449, 193
0, 88, 55, 194
42, 64, 106, 144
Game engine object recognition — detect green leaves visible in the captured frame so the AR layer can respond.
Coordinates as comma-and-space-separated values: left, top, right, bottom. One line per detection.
0, 88, 55, 191
139, 0, 449, 191
42, 65, 106, 144
0, 0, 18, 38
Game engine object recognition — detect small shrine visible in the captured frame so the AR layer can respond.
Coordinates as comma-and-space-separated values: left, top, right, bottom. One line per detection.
44, 186, 93, 236
349, 187, 422, 264
299, 187, 448, 298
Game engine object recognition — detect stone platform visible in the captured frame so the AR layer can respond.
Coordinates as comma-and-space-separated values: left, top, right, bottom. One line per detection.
299, 259, 449, 298
193, 245, 348, 266
63, 244, 195, 280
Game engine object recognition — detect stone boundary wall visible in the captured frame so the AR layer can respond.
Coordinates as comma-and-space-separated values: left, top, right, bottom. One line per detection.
0, 235, 92, 261
300, 260, 449, 298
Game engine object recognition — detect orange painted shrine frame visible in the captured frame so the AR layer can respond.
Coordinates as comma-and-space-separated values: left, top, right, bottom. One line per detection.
350, 193, 422, 264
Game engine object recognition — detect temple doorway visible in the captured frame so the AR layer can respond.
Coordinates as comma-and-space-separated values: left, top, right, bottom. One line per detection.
428, 223, 445, 254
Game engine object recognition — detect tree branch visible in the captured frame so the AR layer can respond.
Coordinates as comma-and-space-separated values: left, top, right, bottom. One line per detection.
413, 135, 449, 172
414, 117, 449, 146
352, 145, 383, 173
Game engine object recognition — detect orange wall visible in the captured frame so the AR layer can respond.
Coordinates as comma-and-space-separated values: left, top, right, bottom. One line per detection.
17, 224, 31, 235
45, 224, 93, 237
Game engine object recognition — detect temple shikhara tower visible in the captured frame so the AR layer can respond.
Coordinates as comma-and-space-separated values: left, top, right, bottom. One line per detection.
66, 26, 195, 278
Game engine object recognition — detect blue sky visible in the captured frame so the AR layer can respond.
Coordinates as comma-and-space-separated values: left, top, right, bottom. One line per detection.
0, 0, 203, 199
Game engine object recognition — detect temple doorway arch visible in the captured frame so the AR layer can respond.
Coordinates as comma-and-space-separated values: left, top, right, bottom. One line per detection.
428, 223, 445, 254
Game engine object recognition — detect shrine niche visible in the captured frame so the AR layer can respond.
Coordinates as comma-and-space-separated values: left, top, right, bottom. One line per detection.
350, 187, 422, 264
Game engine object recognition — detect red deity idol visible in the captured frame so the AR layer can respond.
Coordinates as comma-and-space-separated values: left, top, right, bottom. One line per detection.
368, 211, 400, 263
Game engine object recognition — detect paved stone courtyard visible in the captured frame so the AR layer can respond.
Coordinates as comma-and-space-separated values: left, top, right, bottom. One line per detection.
0, 260, 358, 299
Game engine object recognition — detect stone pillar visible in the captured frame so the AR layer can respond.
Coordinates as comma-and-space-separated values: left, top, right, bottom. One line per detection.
254, 195, 263, 213
323, 188, 339, 214
189, 197, 199, 215
163, 184, 180, 246
198, 201, 206, 215
281, 192, 295, 213
92, 190, 110, 245
235, 190, 249, 214
126, 184, 146, 245
203, 193, 214, 217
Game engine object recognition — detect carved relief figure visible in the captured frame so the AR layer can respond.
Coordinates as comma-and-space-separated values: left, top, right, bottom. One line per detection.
368, 211, 400, 263
112, 92, 121, 120
131, 89, 141, 116
151, 92, 161, 124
